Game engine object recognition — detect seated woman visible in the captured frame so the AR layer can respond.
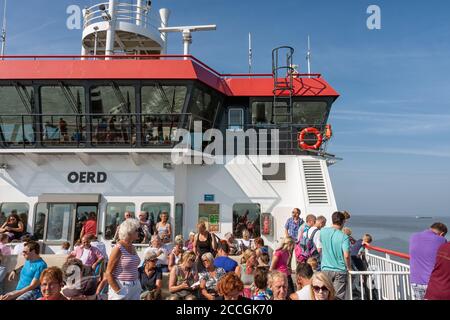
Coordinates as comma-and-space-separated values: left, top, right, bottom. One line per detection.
185, 232, 195, 251
0, 213, 24, 241
239, 249, 258, 298
199, 252, 226, 300
138, 251, 163, 300
38, 267, 67, 300
168, 251, 198, 300
168, 235, 185, 272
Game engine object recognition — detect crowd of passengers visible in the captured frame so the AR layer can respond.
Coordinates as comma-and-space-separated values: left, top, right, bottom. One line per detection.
1, 208, 449, 301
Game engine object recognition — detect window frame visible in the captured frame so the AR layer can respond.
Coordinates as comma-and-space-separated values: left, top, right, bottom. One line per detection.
227, 108, 244, 131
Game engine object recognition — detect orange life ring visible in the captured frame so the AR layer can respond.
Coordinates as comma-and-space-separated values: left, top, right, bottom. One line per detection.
298, 127, 323, 150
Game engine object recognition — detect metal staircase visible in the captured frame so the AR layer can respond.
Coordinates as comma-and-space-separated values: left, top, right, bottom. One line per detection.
272, 46, 295, 153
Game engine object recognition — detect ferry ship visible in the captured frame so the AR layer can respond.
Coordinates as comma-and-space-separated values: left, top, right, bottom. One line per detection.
0, 0, 340, 253
0, 0, 414, 300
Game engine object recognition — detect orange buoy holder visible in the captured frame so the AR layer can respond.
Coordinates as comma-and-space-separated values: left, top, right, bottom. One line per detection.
298, 127, 323, 150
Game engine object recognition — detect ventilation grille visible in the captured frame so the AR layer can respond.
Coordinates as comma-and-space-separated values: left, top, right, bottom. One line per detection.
302, 160, 329, 204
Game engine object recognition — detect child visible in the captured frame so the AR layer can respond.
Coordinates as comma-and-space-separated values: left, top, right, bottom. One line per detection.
38, 267, 67, 300
56, 242, 71, 255
254, 237, 268, 257
251, 267, 272, 300
351, 234, 373, 271
343, 227, 356, 245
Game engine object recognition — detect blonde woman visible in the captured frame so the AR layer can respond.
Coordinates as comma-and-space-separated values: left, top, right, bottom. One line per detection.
309, 271, 336, 300
240, 249, 257, 298
168, 235, 185, 271
168, 251, 198, 300
270, 236, 296, 295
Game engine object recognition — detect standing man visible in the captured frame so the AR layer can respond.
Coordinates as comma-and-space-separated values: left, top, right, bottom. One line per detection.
284, 208, 304, 240
0, 241, 47, 300
80, 211, 97, 240
311, 215, 327, 255
409, 222, 447, 300
424, 241, 450, 300
319, 211, 351, 300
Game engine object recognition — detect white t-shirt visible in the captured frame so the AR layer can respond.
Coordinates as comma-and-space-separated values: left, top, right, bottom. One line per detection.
314, 230, 322, 249
296, 284, 312, 300
80, 248, 90, 265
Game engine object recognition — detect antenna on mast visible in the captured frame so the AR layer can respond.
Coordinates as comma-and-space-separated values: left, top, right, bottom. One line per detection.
248, 32, 252, 74
306, 35, 311, 78
1, 0, 7, 58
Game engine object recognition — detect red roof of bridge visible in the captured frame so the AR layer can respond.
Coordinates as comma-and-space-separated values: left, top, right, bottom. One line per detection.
0, 55, 339, 98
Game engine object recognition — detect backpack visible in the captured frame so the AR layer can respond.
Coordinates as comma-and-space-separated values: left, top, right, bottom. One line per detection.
294, 227, 319, 263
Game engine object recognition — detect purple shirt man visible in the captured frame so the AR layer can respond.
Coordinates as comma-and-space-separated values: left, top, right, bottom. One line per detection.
409, 227, 447, 285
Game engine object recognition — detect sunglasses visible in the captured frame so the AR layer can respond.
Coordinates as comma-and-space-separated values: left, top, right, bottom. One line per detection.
312, 285, 329, 293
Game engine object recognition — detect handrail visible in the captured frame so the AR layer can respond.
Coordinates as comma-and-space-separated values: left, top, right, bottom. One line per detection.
83, 2, 161, 31
0, 55, 322, 79
365, 244, 410, 260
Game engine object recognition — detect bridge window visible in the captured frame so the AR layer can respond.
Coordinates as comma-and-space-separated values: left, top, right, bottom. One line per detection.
293, 101, 329, 125
0, 85, 35, 145
251, 101, 329, 125
232, 203, 261, 239
90, 85, 136, 145
251, 101, 272, 124
40, 85, 86, 146
104, 203, 135, 240
141, 85, 187, 146
141, 85, 187, 114
188, 86, 221, 129
228, 108, 244, 131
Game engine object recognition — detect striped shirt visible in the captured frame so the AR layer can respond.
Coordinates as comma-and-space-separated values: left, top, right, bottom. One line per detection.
112, 244, 140, 281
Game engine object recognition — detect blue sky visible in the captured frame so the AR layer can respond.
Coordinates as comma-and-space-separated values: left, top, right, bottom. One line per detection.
2, 0, 450, 216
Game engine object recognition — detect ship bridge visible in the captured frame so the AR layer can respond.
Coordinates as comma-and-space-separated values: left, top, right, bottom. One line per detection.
0, 54, 339, 156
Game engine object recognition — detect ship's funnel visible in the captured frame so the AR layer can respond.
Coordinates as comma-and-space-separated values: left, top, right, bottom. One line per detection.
159, 8, 170, 53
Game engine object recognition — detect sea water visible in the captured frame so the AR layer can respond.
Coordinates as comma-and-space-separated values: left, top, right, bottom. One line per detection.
346, 215, 450, 255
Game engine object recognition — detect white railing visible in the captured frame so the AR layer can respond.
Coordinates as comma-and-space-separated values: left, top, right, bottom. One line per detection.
83, 2, 161, 32
347, 246, 412, 300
